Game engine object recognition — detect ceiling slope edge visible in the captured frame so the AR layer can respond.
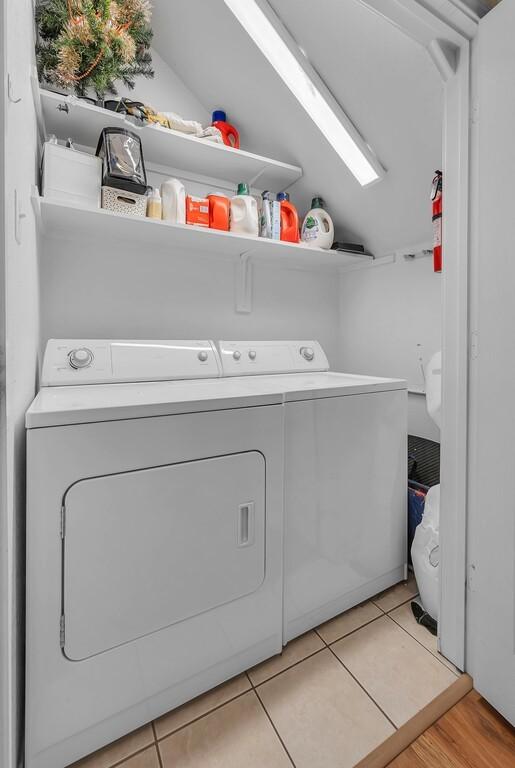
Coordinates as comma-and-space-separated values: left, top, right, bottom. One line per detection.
359, 0, 478, 46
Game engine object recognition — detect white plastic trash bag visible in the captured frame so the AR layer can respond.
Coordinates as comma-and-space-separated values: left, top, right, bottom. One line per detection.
411, 483, 440, 621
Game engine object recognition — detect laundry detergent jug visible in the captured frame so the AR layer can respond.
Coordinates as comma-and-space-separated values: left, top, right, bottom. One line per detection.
277, 192, 300, 243
301, 197, 334, 250
207, 194, 230, 231
161, 177, 186, 224
212, 110, 240, 149
230, 182, 258, 236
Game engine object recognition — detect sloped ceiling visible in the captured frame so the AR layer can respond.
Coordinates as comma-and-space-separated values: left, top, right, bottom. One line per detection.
460, 0, 501, 16
151, 0, 443, 255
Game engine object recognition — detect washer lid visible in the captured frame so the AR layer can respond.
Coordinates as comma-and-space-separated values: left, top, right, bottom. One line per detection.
276, 371, 407, 401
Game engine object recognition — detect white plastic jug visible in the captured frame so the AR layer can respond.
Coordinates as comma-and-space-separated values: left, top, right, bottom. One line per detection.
230, 182, 259, 236
161, 178, 186, 224
301, 197, 334, 250
411, 484, 440, 622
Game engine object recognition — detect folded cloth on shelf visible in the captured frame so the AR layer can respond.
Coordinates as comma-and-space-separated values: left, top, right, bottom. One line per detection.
160, 111, 203, 135
196, 126, 224, 143
136, 105, 226, 144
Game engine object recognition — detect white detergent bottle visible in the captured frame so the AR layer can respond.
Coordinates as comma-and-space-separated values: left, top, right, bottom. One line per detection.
301, 196, 334, 249
161, 178, 186, 224
230, 182, 259, 236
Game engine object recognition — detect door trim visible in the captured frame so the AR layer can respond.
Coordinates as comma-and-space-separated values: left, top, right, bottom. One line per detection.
357, 0, 474, 670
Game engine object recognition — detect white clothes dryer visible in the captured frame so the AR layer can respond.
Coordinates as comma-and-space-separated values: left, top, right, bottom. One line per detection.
25, 339, 286, 768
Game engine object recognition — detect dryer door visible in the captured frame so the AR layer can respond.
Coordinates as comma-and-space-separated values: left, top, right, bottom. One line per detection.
62, 451, 265, 660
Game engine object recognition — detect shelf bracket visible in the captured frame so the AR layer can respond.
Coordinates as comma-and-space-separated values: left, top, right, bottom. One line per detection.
7, 73, 21, 104
235, 251, 254, 314
428, 39, 458, 82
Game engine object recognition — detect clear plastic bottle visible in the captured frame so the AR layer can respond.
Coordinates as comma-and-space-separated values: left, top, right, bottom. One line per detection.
146, 187, 162, 220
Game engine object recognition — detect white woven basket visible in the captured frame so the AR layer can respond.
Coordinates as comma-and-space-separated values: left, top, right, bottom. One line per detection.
101, 186, 147, 217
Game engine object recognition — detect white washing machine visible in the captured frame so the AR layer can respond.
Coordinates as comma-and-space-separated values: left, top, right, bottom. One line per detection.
217, 341, 408, 642
25, 339, 288, 768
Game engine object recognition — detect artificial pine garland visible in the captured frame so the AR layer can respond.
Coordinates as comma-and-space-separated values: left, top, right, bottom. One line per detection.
35, 0, 154, 98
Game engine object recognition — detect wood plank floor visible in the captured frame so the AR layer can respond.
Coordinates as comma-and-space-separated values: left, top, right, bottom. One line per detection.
388, 690, 515, 767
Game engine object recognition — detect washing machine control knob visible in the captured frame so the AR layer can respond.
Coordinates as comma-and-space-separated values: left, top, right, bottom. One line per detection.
197, 351, 208, 362
300, 346, 315, 362
233, 350, 241, 360
69, 347, 93, 369
248, 350, 257, 360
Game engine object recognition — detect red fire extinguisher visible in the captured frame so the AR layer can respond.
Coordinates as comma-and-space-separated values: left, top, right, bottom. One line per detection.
431, 170, 442, 273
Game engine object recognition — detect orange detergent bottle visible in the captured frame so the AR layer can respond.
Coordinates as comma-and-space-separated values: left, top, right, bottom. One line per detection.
212, 110, 240, 149
207, 194, 230, 231
277, 192, 300, 243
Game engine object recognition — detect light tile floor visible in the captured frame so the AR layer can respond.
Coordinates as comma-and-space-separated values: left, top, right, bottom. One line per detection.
71, 576, 460, 768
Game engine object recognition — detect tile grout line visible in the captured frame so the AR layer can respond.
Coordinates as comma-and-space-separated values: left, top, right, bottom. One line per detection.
385, 611, 461, 677
152, 686, 252, 743
151, 721, 164, 768
373, 592, 420, 615
100, 595, 418, 767
249, 646, 327, 688
253, 685, 297, 768
99, 743, 158, 768
326, 643, 399, 731
370, 600, 387, 614
315, 614, 384, 647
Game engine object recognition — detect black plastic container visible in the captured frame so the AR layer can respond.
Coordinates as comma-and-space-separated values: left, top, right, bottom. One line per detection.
96, 127, 147, 195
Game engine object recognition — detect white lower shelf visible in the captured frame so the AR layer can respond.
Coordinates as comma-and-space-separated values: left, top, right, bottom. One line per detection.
35, 196, 371, 270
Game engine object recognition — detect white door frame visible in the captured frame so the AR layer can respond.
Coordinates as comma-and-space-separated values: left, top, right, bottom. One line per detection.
1, 0, 12, 764
1, 3, 11, 768
360, 0, 475, 670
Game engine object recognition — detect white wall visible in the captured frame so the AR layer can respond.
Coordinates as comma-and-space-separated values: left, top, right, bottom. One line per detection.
40, 236, 340, 365
39, 46, 340, 365
152, 0, 443, 255
2, 2, 41, 767
338, 255, 442, 440
149, 0, 443, 440
115, 47, 209, 124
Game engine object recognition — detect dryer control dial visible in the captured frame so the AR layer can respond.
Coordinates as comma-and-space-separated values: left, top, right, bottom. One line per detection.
197, 351, 208, 362
248, 350, 257, 360
233, 350, 241, 360
69, 347, 94, 369
300, 346, 315, 362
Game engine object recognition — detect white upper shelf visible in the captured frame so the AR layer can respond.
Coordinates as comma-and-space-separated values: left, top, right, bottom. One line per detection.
35, 196, 371, 271
38, 88, 303, 190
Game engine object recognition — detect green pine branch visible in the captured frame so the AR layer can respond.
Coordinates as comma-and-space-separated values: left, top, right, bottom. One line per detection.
35, 0, 154, 98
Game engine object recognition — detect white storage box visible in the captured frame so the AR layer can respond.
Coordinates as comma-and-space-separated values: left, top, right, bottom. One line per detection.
101, 186, 147, 217
42, 142, 101, 210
